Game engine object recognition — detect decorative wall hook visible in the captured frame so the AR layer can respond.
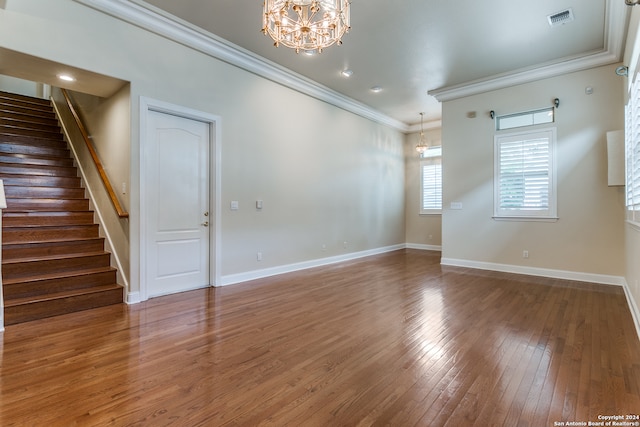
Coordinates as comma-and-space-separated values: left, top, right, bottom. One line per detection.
490, 110, 495, 119
554, 98, 560, 108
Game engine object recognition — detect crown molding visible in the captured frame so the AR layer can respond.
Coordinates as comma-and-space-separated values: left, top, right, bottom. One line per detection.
407, 119, 442, 133
74, 0, 409, 132
429, 0, 630, 102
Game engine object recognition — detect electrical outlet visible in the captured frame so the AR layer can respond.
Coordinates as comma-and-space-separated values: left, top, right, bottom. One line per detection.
522, 250, 529, 259
257, 252, 262, 261
343, 241, 348, 248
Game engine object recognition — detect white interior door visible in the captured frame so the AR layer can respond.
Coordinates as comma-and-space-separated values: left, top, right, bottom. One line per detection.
146, 110, 210, 297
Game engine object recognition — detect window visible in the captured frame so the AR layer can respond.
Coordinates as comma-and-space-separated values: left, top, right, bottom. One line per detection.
496, 107, 554, 131
626, 75, 640, 224
420, 146, 442, 214
494, 128, 557, 219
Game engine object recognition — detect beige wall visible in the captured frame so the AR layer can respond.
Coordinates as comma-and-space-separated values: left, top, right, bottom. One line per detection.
624, 8, 640, 323
51, 87, 131, 289
441, 65, 626, 280
0, 0, 406, 297
405, 128, 442, 248
0, 74, 39, 97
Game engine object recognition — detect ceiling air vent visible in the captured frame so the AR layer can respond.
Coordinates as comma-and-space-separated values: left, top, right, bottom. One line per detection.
548, 8, 574, 27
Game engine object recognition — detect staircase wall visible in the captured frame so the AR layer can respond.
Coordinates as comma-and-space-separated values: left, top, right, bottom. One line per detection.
51, 86, 131, 299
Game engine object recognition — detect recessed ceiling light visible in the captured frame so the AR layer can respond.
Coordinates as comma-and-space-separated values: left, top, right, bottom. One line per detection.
370, 86, 383, 93
58, 74, 76, 82
341, 69, 353, 78
303, 50, 316, 56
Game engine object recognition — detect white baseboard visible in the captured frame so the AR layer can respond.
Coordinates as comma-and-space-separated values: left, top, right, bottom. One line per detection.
220, 244, 405, 286
622, 279, 640, 343
406, 243, 442, 251
440, 257, 625, 286
126, 291, 141, 304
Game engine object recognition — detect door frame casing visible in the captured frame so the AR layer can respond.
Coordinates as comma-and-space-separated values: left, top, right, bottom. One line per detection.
138, 96, 221, 302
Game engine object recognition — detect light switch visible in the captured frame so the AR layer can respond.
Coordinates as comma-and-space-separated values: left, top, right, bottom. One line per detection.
450, 202, 463, 210
230, 200, 239, 210
256, 200, 263, 209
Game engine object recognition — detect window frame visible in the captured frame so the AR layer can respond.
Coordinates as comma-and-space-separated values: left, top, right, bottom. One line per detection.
626, 73, 640, 228
493, 127, 558, 221
420, 146, 442, 215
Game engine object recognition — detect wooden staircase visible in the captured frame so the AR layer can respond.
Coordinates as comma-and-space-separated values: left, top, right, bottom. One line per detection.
0, 90, 123, 325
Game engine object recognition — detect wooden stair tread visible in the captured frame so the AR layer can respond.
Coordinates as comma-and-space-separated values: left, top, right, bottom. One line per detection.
4, 284, 122, 307
0, 134, 67, 146
2, 266, 116, 286
0, 91, 52, 106
5, 194, 87, 200
2, 210, 93, 216
2, 250, 109, 264
3, 223, 97, 229
3, 236, 103, 245
0, 156, 74, 167
0, 126, 63, 138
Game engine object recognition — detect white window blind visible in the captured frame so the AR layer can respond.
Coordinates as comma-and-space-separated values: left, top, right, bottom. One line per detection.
626, 76, 640, 223
420, 146, 442, 214
494, 128, 557, 219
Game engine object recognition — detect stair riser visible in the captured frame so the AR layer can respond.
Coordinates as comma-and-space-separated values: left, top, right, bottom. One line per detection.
3, 239, 105, 260
0, 93, 52, 109
2, 212, 94, 226
0, 103, 55, 119
3, 270, 116, 299
3, 287, 123, 326
0, 102, 53, 118
0, 142, 69, 158
4, 186, 85, 198
5, 199, 90, 211
0, 133, 67, 149
3, 224, 99, 243
0, 155, 74, 167
0, 126, 63, 140
1, 175, 81, 188
3, 253, 111, 280
0, 110, 59, 126
0, 165, 78, 177
0, 118, 60, 134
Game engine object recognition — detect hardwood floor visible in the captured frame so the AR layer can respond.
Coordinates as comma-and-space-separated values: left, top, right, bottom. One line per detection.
1, 249, 639, 426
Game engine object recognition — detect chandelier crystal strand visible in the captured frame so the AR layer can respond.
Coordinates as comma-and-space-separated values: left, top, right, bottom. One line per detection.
415, 113, 429, 154
263, 0, 350, 53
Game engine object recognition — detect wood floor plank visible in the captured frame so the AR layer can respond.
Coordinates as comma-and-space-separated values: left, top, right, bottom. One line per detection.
1, 249, 639, 426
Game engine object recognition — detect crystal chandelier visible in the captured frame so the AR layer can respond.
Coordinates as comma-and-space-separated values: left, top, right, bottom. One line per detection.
416, 113, 429, 154
262, 0, 350, 54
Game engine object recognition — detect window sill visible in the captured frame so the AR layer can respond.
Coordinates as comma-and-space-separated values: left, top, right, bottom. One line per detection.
492, 216, 559, 223
420, 211, 442, 216
626, 219, 640, 232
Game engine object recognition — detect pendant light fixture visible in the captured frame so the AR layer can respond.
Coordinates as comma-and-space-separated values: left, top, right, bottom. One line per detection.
415, 113, 429, 154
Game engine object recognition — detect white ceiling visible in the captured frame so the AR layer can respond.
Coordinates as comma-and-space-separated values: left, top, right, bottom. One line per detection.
128, 0, 628, 128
